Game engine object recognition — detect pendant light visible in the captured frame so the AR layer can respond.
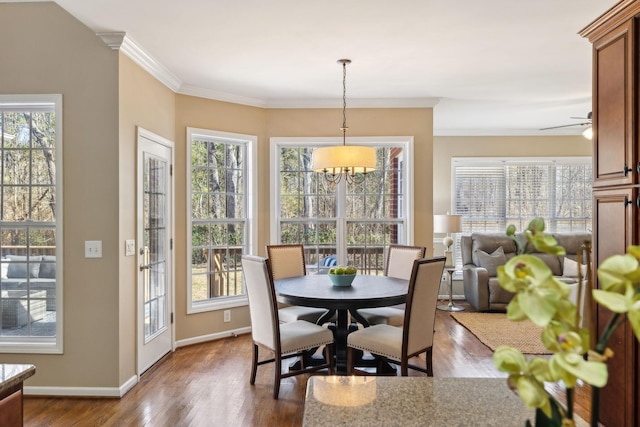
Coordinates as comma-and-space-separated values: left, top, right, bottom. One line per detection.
312, 59, 376, 184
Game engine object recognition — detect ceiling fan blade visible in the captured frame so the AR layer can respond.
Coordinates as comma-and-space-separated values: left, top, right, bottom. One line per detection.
540, 122, 591, 130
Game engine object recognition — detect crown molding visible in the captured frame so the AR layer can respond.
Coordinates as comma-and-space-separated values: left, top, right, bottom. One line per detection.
433, 128, 586, 137
265, 97, 440, 109
97, 32, 126, 50
97, 32, 182, 92
178, 84, 267, 108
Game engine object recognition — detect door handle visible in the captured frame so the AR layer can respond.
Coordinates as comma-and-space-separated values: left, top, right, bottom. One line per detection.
140, 264, 150, 271
623, 196, 639, 208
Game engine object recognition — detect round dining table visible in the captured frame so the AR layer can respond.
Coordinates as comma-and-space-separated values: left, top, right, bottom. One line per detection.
274, 274, 408, 372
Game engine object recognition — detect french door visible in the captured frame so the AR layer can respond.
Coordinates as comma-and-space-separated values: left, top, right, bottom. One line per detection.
137, 128, 174, 374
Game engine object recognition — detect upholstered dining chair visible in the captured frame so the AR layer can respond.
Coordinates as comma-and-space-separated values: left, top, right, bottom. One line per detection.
347, 256, 446, 376
241, 255, 334, 399
266, 244, 328, 323
357, 244, 427, 326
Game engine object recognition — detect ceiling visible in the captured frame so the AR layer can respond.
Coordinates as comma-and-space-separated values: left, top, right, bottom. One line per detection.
17, 0, 619, 136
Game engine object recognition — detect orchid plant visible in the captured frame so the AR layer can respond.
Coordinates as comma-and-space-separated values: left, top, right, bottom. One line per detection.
492, 218, 640, 427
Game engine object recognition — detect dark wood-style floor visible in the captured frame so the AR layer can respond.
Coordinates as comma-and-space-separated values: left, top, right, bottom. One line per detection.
23, 302, 591, 426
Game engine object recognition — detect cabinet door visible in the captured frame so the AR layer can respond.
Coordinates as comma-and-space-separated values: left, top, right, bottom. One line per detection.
592, 20, 636, 187
593, 187, 639, 427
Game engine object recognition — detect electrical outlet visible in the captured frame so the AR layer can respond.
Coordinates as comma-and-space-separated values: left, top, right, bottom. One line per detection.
223, 310, 231, 323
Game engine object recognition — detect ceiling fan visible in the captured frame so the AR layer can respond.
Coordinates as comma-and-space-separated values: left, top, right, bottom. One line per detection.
540, 112, 592, 131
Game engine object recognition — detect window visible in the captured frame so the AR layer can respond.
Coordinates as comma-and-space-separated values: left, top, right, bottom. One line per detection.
0, 94, 62, 353
187, 128, 256, 312
452, 157, 592, 266
271, 137, 413, 274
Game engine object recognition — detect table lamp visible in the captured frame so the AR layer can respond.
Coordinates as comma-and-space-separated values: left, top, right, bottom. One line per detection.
434, 213, 462, 267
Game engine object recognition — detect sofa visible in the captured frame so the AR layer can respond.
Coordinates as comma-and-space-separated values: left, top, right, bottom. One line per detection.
1, 255, 56, 311
461, 232, 591, 312
1, 289, 46, 328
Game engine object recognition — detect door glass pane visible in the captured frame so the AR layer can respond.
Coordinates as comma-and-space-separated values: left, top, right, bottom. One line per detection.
143, 155, 167, 341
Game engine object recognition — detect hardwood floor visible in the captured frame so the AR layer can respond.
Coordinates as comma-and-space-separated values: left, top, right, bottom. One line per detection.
23, 303, 591, 426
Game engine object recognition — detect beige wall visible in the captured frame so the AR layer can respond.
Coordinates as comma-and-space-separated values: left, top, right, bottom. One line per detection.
0, 3, 121, 387
172, 102, 434, 342
118, 55, 176, 384
174, 95, 265, 340
433, 135, 594, 219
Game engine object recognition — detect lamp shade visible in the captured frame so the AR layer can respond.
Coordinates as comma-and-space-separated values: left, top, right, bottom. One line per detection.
433, 214, 462, 234
312, 145, 376, 174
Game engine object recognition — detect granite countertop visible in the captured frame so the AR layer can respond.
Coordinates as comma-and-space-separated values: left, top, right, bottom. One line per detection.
304, 376, 586, 427
0, 364, 36, 394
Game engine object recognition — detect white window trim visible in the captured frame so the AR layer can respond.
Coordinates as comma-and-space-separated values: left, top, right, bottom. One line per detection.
269, 136, 415, 248
186, 127, 257, 313
0, 94, 63, 354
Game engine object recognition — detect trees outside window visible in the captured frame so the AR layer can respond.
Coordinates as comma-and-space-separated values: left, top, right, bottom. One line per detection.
272, 137, 413, 274
187, 128, 256, 312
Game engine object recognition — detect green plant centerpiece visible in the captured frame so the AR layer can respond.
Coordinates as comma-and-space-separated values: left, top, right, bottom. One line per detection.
328, 265, 357, 287
492, 217, 640, 427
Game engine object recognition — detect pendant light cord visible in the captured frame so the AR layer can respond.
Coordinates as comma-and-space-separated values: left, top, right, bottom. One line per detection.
341, 60, 349, 146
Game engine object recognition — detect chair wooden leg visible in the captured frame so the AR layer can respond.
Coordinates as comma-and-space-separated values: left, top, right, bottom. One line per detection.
250, 344, 258, 385
426, 347, 433, 377
273, 352, 282, 399
325, 344, 334, 374
347, 347, 353, 375
400, 358, 408, 376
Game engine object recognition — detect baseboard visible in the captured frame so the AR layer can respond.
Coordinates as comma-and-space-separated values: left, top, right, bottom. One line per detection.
23, 327, 252, 398
24, 374, 138, 398
175, 326, 252, 348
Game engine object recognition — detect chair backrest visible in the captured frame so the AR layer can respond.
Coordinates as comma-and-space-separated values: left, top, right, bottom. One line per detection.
266, 244, 306, 280
241, 255, 280, 351
403, 257, 446, 356
385, 244, 427, 280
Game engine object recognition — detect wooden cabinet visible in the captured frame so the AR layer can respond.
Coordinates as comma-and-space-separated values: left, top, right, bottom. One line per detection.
592, 187, 638, 427
582, 1, 640, 425
0, 384, 24, 427
592, 20, 636, 188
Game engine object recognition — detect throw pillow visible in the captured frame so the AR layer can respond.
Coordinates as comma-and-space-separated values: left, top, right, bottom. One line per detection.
39, 255, 56, 279
476, 246, 507, 276
6, 255, 41, 278
563, 257, 587, 278
1, 257, 7, 279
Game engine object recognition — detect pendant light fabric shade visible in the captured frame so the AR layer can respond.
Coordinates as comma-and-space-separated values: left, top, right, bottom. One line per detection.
313, 145, 377, 175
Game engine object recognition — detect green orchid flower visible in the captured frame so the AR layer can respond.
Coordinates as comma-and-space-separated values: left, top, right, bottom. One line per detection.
493, 346, 554, 417
549, 351, 608, 388
499, 255, 568, 326
540, 323, 607, 388
597, 253, 640, 294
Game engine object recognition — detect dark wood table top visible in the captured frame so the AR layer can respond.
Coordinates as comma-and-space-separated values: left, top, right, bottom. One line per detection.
274, 274, 408, 310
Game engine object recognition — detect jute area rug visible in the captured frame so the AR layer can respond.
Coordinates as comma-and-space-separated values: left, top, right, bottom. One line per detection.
450, 312, 552, 355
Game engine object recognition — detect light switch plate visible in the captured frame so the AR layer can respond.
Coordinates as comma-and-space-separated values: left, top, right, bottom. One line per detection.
85, 240, 102, 258
125, 239, 135, 256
